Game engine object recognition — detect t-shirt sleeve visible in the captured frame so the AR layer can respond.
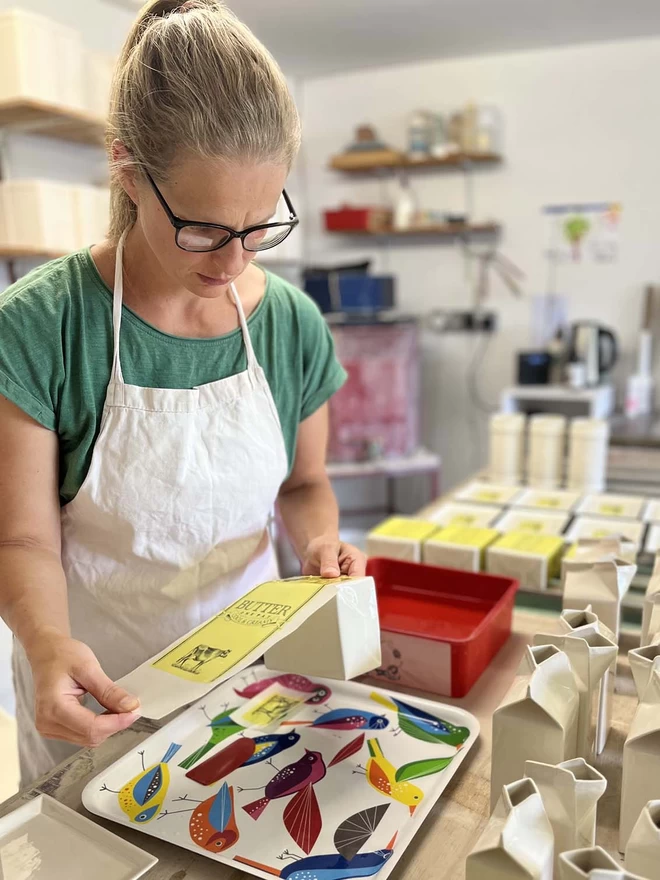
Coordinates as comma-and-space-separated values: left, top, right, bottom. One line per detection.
297, 293, 347, 421
0, 281, 63, 432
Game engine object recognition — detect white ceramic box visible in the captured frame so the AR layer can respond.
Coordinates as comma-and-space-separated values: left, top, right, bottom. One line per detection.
453, 480, 523, 506
565, 516, 646, 550
513, 488, 582, 512
486, 532, 565, 590
366, 517, 437, 562
0, 10, 84, 109
559, 846, 645, 879
427, 501, 503, 529
494, 508, 570, 536
0, 180, 79, 254
422, 525, 500, 573
577, 493, 646, 520
85, 51, 115, 118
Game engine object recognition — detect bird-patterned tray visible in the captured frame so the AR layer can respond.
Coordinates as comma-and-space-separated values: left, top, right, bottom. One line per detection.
83, 665, 479, 880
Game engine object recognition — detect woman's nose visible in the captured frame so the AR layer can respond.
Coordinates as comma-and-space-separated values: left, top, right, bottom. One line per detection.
211, 237, 248, 277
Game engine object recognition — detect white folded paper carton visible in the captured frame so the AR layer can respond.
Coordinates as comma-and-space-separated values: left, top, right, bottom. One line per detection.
564, 516, 646, 550
642, 554, 660, 646
577, 493, 645, 519
422, 525, 500, 572
495, 508, 570, 536
116, 575, 380, 719
514, 488, 583, 512
453, 480, 522, 506
366, 517, 437, 562
563, 558, 636, 640
491, 645, 579, 811
620, 657, 660, 853
468, 778, 554, 880
487, 532, 565, 590
643, 499, 660, 522
427, 501, 503, 529
561, 537, 638, 583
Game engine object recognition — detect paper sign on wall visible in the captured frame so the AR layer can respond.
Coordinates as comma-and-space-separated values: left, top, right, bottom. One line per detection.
543, 202, 622, 264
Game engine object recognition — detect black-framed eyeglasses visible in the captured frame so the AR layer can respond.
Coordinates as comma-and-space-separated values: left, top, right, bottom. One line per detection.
146, 172, 299, 254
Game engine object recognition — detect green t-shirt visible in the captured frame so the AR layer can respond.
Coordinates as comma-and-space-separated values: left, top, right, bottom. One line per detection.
0, 251, 346, 505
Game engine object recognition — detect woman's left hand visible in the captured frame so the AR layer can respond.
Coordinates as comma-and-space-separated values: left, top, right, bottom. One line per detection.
302, 536, 366, 579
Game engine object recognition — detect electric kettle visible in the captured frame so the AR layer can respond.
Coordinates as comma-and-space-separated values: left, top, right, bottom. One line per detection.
568, 322, 618, 386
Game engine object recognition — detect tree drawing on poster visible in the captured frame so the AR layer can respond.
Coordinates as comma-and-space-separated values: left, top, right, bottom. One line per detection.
543, 202, 622, 264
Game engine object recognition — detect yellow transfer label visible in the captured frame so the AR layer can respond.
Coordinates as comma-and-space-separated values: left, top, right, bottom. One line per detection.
152, 577, 335, 683
494, 532, 564, 557
372, 517, 437, 541
474, 489, 506, 503
535, 496, 562, 508
514, 519, 546, 533
597, 503, 625, 516
447, 513, 480, 526
432, 525, 500, 548
231, 684, 306, 729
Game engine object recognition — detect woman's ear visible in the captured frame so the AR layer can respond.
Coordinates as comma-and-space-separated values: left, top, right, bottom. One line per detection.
111, 140, 139, 205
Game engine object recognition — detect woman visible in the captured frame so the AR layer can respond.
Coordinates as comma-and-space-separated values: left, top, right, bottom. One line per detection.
0, 0, 364, 786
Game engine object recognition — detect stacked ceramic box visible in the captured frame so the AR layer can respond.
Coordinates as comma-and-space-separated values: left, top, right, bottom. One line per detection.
0, 9, 115, 117
472, 546, 660, 880
488, 411, 611, 493
0, 182, 110, 254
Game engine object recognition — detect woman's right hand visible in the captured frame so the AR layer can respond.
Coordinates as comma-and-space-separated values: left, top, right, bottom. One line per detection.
29, 634, 141, 748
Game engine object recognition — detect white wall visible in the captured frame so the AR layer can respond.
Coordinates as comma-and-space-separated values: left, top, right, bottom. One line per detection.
301, 37, 660, 488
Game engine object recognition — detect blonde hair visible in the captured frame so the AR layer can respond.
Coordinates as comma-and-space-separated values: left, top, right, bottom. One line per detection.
107, 0, 301, 241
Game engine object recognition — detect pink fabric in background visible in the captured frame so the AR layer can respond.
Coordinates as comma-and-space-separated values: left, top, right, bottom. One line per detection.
328, 322, 420, 462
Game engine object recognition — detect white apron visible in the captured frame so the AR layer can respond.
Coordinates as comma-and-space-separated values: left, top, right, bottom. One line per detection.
13, 233, 288, 785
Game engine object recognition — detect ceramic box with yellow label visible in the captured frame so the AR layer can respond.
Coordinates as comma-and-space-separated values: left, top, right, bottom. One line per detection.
577, 493, 645, 520
565, 516, 646, 550
494, 508, 570, 536
117, 575, 380, 718
453, 480, 522, 506
427, 501, 503, 529
422, 525, 500, 572
366, 516, 437, 562
486, 532, 565, 590
513, 488, 582, 513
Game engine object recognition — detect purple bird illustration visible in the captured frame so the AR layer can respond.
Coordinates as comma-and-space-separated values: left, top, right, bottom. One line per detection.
282, 707, 389, 732
241, 749, 327, 820
235, 673, 332, 705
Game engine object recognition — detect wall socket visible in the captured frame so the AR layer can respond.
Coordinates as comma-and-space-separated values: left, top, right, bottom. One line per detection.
427, 310, 497, 333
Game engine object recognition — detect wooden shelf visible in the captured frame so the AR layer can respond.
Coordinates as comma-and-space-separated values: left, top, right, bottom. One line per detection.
328, 222, 500, 238
0, 99, 105, 146
0, 245, 67, 261
330, 151, 502, 173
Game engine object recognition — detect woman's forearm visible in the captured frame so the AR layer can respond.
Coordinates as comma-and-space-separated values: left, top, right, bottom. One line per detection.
0, 544, 70, 658
277, 475, 339, 561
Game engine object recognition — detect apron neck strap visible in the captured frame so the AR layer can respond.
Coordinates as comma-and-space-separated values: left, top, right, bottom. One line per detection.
111, 231, 128, 384
229, 282, 258, 372
112, 234, 258, 380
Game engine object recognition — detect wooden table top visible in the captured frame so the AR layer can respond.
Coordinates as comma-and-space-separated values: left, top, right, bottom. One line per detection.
0, 609, 638, 878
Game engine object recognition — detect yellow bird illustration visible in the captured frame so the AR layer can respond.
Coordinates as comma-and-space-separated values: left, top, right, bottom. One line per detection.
361, 738, 424, 815
109, 743, 182, 824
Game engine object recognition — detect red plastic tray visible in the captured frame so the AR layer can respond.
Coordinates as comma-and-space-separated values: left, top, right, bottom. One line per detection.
365, 558, 519, 698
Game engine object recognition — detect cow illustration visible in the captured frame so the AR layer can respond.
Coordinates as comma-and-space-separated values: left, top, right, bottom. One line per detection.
173, 644, 231, 674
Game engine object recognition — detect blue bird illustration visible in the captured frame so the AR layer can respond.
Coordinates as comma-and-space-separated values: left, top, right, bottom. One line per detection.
282, 707, 389, 732
234, 804, 396, 880
371, 693, 469, 748
242, 731, 301, 767
103, 742, 182, 824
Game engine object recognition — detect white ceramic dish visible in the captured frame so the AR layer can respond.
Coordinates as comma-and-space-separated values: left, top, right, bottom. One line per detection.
564, 516, 646, 550
0, 794, 157, 880
83, 665, 479, 880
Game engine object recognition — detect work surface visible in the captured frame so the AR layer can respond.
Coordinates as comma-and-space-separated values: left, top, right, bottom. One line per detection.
0, 609, 638, 879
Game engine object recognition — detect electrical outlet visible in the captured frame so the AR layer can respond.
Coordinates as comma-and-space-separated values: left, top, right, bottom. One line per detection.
427, 310, 497, 334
